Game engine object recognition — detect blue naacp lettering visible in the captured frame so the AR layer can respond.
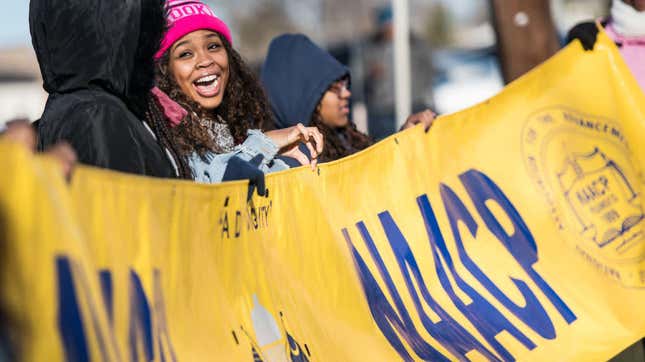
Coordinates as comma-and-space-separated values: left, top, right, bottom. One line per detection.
76, 262, 120, 361
57, 257, 115, 362
437, 185, 556, 339
344, 169, 577, 361
57, 257, 91, 362
414, 195, 536, 361
129, 270, 154, 361
99, 271, 114, 324
56, 256, 177, 361
287, 332, 310, 362
152, 269, 178, 362
357, 219, 501, 361
459, 170, 576, 324
343, 229, 451, 361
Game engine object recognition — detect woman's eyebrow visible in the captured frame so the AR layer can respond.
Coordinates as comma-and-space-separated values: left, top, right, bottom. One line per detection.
204, 33, 220, 41
172, 40, 191, 51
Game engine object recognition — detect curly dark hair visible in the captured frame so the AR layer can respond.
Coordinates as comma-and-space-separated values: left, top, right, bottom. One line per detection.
144, 95, 193, 179
310, 109, 373, 163
152, 33, 273, 155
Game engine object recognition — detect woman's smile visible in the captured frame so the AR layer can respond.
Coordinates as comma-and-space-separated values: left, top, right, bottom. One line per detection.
193, 73, 221, 98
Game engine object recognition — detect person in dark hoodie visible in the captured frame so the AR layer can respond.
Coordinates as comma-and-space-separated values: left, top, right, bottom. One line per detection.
261, 34, 436, 163
30, 0, 177, 178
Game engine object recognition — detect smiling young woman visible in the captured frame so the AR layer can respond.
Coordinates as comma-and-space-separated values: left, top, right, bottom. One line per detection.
145, 0, 324, 183
169, 30, 230, 111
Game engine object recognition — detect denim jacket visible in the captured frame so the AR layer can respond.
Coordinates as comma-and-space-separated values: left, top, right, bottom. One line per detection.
189, 129, 290, 184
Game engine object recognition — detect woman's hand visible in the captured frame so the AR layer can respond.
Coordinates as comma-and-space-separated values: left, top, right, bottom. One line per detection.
3, 119, 36, 149
400, 109, 437, 132
265, 123, 324, 169
2, 120, 77, 180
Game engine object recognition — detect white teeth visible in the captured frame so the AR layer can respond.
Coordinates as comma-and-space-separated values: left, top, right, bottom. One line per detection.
195, 75, 218, 84
207, 79, 218, 89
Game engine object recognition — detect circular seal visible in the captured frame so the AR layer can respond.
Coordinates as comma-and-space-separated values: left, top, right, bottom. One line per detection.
521, 106, 645, 287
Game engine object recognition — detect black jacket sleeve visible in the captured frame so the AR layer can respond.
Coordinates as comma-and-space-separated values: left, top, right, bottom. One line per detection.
223, 155, 267, 200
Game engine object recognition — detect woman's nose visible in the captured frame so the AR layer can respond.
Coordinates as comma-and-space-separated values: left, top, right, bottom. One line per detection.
195, 51, 214, 69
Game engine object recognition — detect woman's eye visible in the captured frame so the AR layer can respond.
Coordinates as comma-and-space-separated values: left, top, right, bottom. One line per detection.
208, 43, 220, 51
177, 50, 193, 59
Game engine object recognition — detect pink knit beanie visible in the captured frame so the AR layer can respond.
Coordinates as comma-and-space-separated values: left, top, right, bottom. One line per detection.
155, 0, 233, 59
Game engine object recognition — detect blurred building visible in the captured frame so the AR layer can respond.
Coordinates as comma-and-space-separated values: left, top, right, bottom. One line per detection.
0, 0, 612, 129
0, 46, 46, 129
551, 0, 610, 36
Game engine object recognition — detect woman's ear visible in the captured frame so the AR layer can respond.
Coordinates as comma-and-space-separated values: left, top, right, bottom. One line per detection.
158, 62, 168, 77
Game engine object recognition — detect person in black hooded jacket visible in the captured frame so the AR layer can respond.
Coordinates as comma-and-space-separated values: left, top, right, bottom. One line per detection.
261, 34, 436, 164
30, 0, 177, 178
261, 34, 372, 163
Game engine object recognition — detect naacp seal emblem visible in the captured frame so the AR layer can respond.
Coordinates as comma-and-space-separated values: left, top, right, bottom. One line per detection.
558, 148, 643, 249
522, 107, 645, 287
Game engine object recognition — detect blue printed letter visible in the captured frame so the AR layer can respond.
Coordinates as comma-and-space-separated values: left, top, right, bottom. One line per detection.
459, 170, 576, 324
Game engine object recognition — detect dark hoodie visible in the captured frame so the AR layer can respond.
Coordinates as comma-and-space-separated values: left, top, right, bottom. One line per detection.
261, 34, 349, 129
30, 0, 175, 177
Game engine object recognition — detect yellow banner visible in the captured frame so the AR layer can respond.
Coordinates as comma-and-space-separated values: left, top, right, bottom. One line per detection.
1, 31, 644, 361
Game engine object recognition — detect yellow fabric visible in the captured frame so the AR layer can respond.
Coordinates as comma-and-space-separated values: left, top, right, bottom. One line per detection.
1, 31, 644, 361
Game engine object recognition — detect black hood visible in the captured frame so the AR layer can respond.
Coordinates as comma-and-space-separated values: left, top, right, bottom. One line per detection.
31, 0, 176, 178
29, 0, 164, 111
261, 34, 349, 129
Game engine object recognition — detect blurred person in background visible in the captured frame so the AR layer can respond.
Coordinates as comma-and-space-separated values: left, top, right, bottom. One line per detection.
567, 0, 645, 92
30, 0, 179, 178
261, 34, 436, 163
146, 0, 323, 187
351, 5, 435, 141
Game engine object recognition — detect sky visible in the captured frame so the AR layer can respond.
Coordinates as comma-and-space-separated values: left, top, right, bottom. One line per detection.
0, 1, 30, 49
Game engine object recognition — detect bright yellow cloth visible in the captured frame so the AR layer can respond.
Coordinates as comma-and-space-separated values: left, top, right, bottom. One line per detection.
0, 31, 643, 361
